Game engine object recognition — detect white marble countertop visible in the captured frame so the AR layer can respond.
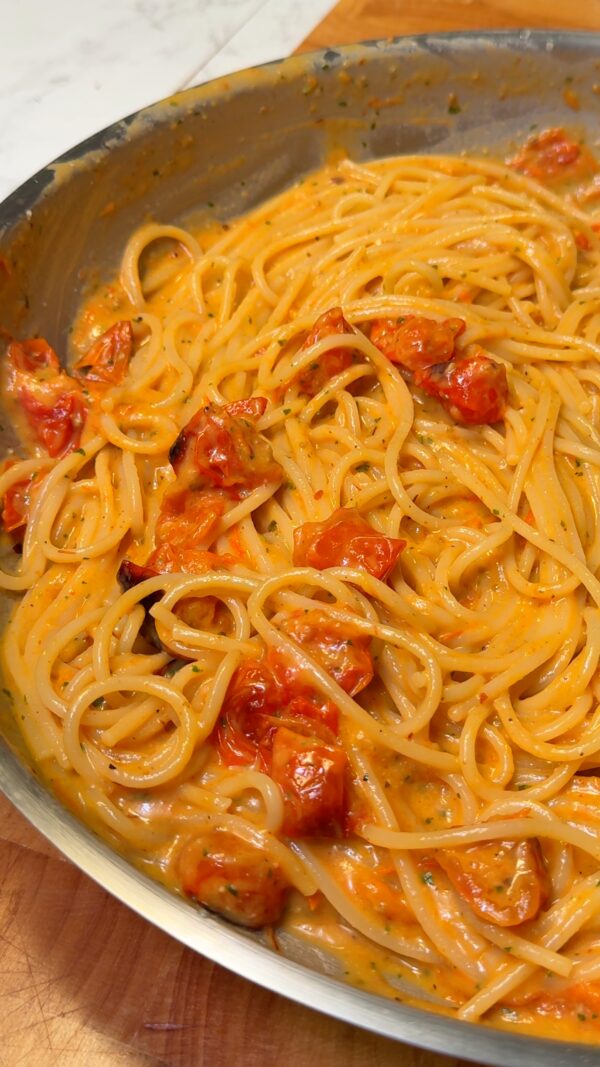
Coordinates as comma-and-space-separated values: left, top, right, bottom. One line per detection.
0, 0, 335, 203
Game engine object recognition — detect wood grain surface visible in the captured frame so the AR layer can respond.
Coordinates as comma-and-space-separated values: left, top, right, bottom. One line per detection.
3, 2, 600, 1065
298, 0, 600, 51
0, 795, 474, 1067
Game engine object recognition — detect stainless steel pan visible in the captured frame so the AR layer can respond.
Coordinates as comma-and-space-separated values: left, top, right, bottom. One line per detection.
1, 30, 599, 1066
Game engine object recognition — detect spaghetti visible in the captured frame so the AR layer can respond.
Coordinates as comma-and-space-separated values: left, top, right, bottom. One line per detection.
3, 129, 600, 1039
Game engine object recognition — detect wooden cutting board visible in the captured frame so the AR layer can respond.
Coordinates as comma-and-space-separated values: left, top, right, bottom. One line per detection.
4, 3, 600, 1065
298, 0, 600, 50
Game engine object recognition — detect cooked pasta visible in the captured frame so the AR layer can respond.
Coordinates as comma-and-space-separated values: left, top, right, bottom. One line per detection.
4, 126, 600, 1040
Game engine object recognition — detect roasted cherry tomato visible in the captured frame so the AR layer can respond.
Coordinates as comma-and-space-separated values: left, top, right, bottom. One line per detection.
72, 320, 134, 385
293, 507, 405, 581
543, 982, 600, 1018
370, 315, 465, 371
155, 488, 226, 549
417, 350, 508, 425
117, 559, 158, 589
118, 545, 234, 591
277, 609, 373, 697
20, 389, 86, 457
436, 838, 548, 926
6, 337, 60, 376
509, 127, 597, 184
270, 725, 347, 837
178, 829, 289, 928
215, 660, 283, 765
146, 542, 234, 574
5, 337, 87, 456
215, 659, 339, 766
1, 474, 35, 533
169, 399, 281, 493
295, 307, 355, 396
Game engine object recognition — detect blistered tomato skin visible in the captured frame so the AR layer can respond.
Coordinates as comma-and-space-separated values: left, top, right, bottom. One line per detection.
278, 609, 373, 697
295, 307, 355, 396
215, 658, 339, 766
417, 351, 508, 425
20, 388, 87, 457
4, 337, 88, 457
270, 726, 347, 838
1, 475, 34, 533
437, 839, 548, 926
72, 320, 134, 385
178, 829, 290, 928
169, 399, 281, 493
293, 508, 405, 581
509, 127, 597, 184
370, 315, 465, 371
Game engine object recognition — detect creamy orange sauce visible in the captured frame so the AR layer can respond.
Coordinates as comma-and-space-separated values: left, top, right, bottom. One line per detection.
4, 138, 600, 1043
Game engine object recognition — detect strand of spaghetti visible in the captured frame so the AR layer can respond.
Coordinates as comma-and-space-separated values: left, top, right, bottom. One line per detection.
458, 881, 600, 1021
85, 783, 170, 847
98, 410, 179, 454
99, 698, 162, 747
394, 853, 499, 982
189, 650, 241, 743
34, 607, 105, 718
292, 844, 439, 963
177, 784, 232, 813
166, 811, 316, 896
247, 570, 455, 771
213, 770, 284, 834
92, 573, 258, 681
63, 674, 197, 788
459, 703, 579, 803
120, 223, 202, 307
465, 914, 572, 978
360, 815, 600, 861
121, 449, 144, 539
433, 442, 600, 606
345, 735, 497, 981
494, 692, 600, 761
0, 438, 103, 590
151, 602, 256, 655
